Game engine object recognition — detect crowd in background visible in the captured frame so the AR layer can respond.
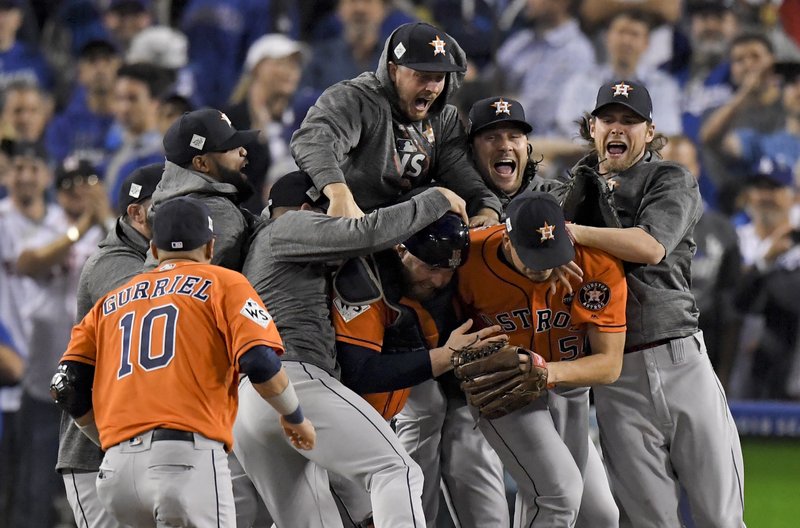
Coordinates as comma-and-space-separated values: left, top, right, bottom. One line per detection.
0, 0, 800, 525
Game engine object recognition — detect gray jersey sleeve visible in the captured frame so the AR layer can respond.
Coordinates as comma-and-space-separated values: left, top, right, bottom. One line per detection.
635, 163, 702, 257
291, 82, 372, 191
269, 188, 451, 262
433, 107, 503, 216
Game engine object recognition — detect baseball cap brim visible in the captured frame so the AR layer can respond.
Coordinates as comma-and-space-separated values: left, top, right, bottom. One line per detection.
511, 233, 574, 271
402, 61, 466, 73
215, 129, 260, 152
591, 101, 650, 122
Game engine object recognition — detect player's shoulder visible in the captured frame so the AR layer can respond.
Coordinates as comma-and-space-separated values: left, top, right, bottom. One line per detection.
468, 224, 505, 246
574, 244, 623, 273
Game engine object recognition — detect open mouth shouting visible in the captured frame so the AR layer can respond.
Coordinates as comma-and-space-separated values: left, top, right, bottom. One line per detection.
606, 140, 628, 159
413, 95, 435, 114
491, 157, 518, 188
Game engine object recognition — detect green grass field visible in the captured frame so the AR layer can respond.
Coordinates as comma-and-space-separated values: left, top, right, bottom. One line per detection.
743, 438, 800, 527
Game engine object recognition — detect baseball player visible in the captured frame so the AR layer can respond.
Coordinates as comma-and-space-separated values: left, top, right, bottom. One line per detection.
291, 21, 502, 226
148, 107, 262, 272
52, 196, 315, 528
56, 163, 162, 528
330, 213, 506, 525
456, 191, 627, 528
235, 171, 469, 528
467, 95, 566, 208
565, 79, 745, 527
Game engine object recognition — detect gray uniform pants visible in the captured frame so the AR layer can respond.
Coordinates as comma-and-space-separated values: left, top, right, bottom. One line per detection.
394, 379, 509, 527
63, 470, 121, 528
96, 429, 234, 528
594, 332, 745, 528
233, 362, 425, 528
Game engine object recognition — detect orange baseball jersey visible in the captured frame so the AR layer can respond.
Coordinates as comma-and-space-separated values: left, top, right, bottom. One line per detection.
332, 295, 438, 419
458, 225, 626, 362
60, 260, 284, 451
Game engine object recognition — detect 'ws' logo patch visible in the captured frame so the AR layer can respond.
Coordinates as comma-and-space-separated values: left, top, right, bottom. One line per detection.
333, 296, 371, 323
579, 282, 610, 311
241, 298, 273, 328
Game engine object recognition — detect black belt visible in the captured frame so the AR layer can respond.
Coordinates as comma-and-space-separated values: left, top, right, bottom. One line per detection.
151, 428, 194, 442
624, 337, 674, 354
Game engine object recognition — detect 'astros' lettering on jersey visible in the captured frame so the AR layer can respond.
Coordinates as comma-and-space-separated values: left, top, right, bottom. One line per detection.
61, 261, 284, 451
458, 225, 626, 361
333, 295, 437, 419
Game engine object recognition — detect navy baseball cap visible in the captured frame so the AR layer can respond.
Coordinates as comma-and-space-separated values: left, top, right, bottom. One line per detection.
591, 80, 653, 122
163, 108, 259, 166
468, 96, 533, 139
267, 170, 328, 215
389, 22, 465, 73
404, 213, 470, 269
746, 157, 794, 189
152, 196, 214, 251
687, 0, 733, 15
505, 191, 574, 271
117, 163, 163, 211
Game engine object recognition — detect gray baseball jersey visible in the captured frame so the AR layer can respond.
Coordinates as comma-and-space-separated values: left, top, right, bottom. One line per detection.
237, 189, 451, 526
571, 153, 745, 527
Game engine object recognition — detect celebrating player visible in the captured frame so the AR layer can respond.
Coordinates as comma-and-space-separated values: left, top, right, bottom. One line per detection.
456, 191, 627, 527
52, 196, 314, 527
291, 21, 502, 225
566, 79, 745, 527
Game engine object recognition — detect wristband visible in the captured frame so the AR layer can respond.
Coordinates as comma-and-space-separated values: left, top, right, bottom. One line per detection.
266, 382, 300, 418
283, 406, 304, 425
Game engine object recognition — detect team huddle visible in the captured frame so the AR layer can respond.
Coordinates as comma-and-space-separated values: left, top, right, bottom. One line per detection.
51, 22, 744, 528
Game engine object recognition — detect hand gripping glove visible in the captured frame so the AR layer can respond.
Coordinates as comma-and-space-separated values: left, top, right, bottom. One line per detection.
561, 164, 622, 228
452, 342, 548, 420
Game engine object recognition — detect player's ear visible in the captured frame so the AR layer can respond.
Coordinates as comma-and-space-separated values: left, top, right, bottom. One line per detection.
150, 241, 159, 260
206, 238, 215, 261
645, 122, 655, 143
388, 61, 397, 83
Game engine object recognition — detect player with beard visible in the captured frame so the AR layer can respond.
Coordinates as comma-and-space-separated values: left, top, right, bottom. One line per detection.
147, 108, 262, 271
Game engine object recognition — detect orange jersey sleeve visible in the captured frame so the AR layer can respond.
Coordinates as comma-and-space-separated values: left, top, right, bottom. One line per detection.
568, 245, 627, 333
332, 295, 412, 420
60, 261, 283, 451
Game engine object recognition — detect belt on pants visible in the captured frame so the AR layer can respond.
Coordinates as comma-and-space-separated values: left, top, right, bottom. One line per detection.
151, 428, 195, 442
624, 337, 674, 354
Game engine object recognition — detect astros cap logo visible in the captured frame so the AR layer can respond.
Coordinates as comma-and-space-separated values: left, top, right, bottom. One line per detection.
491, 98, 512, 116
612, 82, 633, 98
429, 35, 446, 56
220, 112, 232, 127
537, 222, 555, 242
449, 249, 462, 268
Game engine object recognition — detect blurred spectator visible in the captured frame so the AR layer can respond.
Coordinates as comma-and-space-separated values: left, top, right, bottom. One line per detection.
0, 319, 22, 387
0, 79, 52, 146
430, 0, 501, 69
661, 134, 742, 387
732, 161, 800, 399
494, 0, 595, 137
579, 0, 682, 69
0, 0, 53, 92
700, 31, 783, 215
101, 0, 153, 52
103, 62, 170, 209
719, 60, 800, 176
557, 9, 682, 137
309, 0, 414, 43
301, 0, 390, 95
45, 39, 120, 166
228, 33, 308, 212
672, 0, 739, 143
10, 152, 109, 528
157, 91, 193, 136
180, 0, 302, 107
126, 24, 197, 103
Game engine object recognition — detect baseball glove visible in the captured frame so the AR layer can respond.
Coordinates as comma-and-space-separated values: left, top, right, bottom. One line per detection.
452, 341, 548, 420
561, 164, 622, 228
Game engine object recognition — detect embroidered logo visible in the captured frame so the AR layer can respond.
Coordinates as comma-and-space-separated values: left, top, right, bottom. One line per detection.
579, 281, 610, 311
429, 36, 446, 55
128, 183, 142, 198
190, 134, 206, 150
612, 82, 633, 98
394, 42, 406, 59
491, 98, 511, 116
537, 222, 555, 242
240, 298, 272, 328
220, 112, 232, 127
333, 297, 371, 323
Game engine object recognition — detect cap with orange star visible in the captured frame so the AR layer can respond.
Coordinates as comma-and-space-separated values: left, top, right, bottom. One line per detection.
388, 22, 465, 73
504, 191, 575, 271
467, 96, 532, 139
591, 79, 653, 122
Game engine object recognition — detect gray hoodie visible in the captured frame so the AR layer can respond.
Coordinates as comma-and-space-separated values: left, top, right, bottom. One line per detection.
147, 161, 255, 271
58, 217, 150, 473
291, 26, 502, 216
242, 188, 451, 378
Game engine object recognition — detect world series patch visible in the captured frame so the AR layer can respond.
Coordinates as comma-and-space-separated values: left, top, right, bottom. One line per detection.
579, 282, 610, 311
